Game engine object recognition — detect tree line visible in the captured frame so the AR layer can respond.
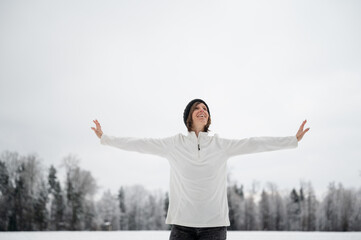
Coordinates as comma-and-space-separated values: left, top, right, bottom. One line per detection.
0, 150, 360, 231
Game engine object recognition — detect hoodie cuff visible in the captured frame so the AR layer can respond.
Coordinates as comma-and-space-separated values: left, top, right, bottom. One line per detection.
100, 133, 107, 145
293, 135, 299, 147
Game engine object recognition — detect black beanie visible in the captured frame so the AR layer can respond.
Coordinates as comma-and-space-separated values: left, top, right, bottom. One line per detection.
183, 99, 211, 127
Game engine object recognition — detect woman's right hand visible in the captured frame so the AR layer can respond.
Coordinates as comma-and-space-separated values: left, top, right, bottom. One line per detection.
91, 119, 103, 139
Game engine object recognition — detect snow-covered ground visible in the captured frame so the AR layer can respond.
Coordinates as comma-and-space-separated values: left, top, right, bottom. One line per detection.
1, 231, 361, 240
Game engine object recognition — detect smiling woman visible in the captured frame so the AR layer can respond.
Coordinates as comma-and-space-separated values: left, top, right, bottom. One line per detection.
91, 98, 310, 240
184, 99, 212, 134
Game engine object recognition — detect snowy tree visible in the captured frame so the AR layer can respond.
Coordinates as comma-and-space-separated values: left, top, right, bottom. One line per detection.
12, 163, 33, 230
65, 169, 81, 230
0, 161, 11, 230
23, 154, 44, 198
164, 191, 170, 230
259, 189, 270, 230
62, 154, 97, 230
318, 182, 361, 231
0, 151, 22, 186
317, 182, 338, 231
143, 190, 167, 230
349, 188, 361, 231
0, 151, 45, 231
83, 199, 97, 230
118, 187, 127, 230
0, 152, 29, 231
287, 188, 301, 230
164, 192, 169, 218
33, 180, 49, 230
265, 183, 287, 231
227, 183, 245, 230
244, 194, 257, 230
125, 185, 149, 230
245, 181, 260, 230
96, 190, 120, 230
300, 181, 317, 231
48, 165, 65, 230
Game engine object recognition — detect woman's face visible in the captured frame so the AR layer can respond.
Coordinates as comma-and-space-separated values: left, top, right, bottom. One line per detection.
191, 103, 209, 129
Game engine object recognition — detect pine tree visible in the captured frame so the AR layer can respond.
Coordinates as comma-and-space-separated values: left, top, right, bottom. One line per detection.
62, 155, 97, 230
144, 194, 157, 230
12, 163, 33, 230
227, 185, 236, 230
274, 192, 286, 230
287, 188, 301, 230
65, 171, 82, 230
96, 190, 121, 230
299, 187, 307, 231
48, 166, 65, 230
305, 182, 317, 231
0, 161, 11, 230
259, 190, 270, 230
152, 190, 167, 230
164, 192, 170, 230
318, 182, 338, 231
118, 187, 127, 230
244, 195, 257, 230
83, 200, 96, 230
33, 181, 48, 230
54, 181, 65, 230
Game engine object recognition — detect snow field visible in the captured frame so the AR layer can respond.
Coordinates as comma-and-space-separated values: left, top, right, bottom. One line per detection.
1, 231, 361, 240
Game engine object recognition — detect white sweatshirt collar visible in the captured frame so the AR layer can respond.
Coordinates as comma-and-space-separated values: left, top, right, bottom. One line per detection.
187, 131, 209, 140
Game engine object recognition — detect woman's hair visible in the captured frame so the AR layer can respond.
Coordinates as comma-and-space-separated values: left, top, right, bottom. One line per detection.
186, 101, 212, 132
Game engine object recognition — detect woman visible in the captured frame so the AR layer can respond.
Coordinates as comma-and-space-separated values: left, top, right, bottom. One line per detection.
91, 98, 310, 240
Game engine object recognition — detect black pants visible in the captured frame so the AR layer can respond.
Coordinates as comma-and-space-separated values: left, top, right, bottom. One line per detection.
169, 224, 227, 240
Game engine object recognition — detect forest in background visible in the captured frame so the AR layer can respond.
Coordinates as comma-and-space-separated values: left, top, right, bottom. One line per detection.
0, 150, 360, 231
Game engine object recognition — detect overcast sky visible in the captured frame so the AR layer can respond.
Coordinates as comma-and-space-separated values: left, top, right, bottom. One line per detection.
1, 0, 360, 200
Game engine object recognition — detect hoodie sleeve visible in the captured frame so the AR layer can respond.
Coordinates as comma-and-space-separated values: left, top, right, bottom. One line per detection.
220, 135, 298, 158
100, 134, 175, 158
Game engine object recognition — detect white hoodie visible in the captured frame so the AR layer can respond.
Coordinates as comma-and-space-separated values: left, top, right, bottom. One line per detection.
100, 131, 298, 228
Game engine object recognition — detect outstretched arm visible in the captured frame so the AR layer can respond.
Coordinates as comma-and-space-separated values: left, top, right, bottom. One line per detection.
220, 120, 310, 157
296, 120, 310, 142
91, 119, 174, 158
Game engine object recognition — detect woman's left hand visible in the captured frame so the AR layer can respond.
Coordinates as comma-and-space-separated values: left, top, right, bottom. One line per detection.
296, 120, 310, 142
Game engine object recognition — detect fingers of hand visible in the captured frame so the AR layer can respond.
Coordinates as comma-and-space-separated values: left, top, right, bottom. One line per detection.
301, 128, 310, 136
299, 120, 307, 131
298, 127, 303, 134
93, 119, 101, 129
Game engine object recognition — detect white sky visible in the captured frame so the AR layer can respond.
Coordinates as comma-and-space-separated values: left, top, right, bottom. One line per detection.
1, 0, 360, 200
